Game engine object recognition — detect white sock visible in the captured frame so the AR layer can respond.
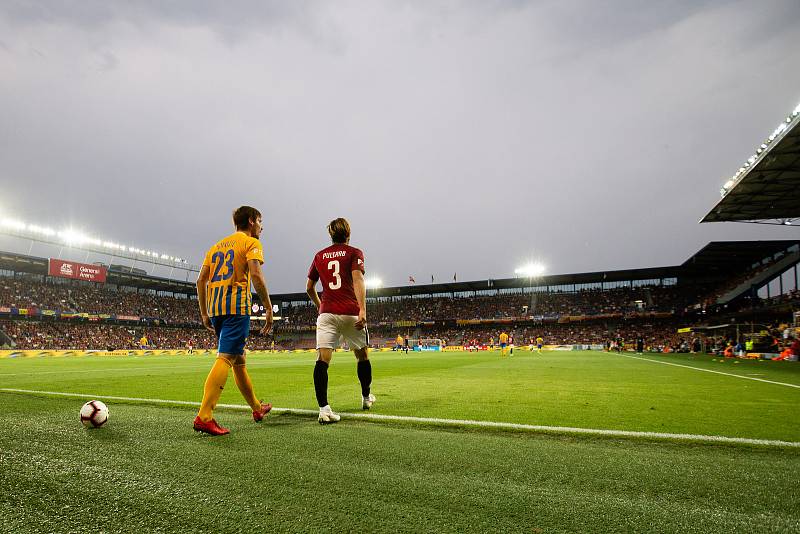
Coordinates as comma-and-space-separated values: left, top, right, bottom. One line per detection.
320, 404, 331, 412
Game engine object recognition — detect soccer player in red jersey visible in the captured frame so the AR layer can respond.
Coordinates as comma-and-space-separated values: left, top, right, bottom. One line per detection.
306, 217, 374, 424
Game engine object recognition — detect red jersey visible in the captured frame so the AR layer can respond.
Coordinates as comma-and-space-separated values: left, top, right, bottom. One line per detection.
308, 243, 365, 316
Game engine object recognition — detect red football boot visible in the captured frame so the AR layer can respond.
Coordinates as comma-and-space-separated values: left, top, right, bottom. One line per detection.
193, 416, 230, 436
253, 401, 272, 422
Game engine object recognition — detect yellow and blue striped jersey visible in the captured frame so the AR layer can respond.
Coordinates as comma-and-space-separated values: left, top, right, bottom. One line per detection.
202, 231, 264, 317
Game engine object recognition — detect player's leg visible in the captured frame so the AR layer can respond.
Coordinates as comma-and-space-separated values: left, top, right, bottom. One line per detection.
343, 319, 375, 410
231, 357, 271, 421
216, 316, 269, 420
315, 314, 340, 424
195, 316, 233, 435
197, 356, 231, 422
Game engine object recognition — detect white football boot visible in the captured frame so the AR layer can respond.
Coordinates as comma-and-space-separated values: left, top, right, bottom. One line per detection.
318, 405, 341, 425
362, 393, 376, 410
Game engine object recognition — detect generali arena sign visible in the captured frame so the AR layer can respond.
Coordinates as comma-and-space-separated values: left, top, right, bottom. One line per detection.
48, 259, 107, 283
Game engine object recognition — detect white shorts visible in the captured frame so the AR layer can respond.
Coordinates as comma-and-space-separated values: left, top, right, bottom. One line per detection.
316, 313, 369, 350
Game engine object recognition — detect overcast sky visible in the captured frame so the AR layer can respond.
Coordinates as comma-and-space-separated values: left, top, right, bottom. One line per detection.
1, 0, 799, 292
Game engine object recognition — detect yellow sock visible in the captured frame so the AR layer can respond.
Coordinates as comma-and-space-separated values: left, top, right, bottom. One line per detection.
232, 365, 261, 412
198, 358, 231, 422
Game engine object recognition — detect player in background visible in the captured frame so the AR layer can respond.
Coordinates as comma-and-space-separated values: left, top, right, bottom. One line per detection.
395, 334, 403, 352
509, 334, 514, 356
139, 334, 148, 349
489, 336, 495, 350
403, 335, 409, 354
193, 206, 274, 436
499, 332, 509, 357
306, 217, 375, 424
536, 336, 544, 353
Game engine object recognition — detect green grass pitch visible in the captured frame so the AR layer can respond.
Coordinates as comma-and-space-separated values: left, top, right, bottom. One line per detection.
1, 349, 799, 532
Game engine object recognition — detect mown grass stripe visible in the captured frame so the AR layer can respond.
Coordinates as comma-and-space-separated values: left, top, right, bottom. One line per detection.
618, 353, 800, 389
2, 387, 798, 448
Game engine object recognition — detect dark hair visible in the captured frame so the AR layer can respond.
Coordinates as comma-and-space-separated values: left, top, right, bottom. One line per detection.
232, 206, 261, 231
327, 217, 351, 244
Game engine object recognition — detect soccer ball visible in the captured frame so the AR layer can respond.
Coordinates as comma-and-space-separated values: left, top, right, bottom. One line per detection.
80, 400, 109, 428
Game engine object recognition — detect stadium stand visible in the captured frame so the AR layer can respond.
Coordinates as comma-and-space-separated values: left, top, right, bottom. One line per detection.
0, 240, 798, 352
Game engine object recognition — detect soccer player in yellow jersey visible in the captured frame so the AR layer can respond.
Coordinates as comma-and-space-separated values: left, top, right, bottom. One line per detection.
139, 335, 148, 349
395, 334, 403, 352
193, 206, 274, 436
499, 332, 509, 356
536, 336, 544, 353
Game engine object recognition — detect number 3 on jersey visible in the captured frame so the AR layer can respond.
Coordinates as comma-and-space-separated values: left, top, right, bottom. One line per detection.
327, 260, 341, 290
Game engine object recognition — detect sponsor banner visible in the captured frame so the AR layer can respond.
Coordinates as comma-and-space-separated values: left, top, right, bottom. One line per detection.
393, 320, 416, 327
116, 315, 140, 321
443, 346, 464, 352
413, 345, 441, 352
0, 307, 10, 314
48, 258, 107, 283
0, 349, 215, 358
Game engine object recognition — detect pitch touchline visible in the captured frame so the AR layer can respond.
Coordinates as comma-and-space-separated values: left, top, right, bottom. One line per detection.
617, 354, 800, 389
1, 387, 798, 448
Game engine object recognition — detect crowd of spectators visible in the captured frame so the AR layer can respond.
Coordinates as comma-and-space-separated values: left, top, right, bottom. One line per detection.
0, 320, 283, 351
1, 273, 796, 354
0, 277, 198, 324
282, 286, 700, 326
399, 320, 685, 350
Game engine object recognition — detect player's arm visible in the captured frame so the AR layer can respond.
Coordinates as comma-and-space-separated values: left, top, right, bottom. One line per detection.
306, 278, 321, 311
248, 259, 273, 335
195, 265, 214, 333
352, 269, 367, 330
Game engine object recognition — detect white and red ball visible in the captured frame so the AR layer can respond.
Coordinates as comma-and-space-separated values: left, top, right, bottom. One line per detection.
80, 400, 109, 428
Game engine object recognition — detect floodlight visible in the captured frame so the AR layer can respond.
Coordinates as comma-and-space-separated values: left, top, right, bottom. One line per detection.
365, 277, 383, 289
515, 263, 545, 277
0, 212, 193, 266
1, 218, 26, 230
720, 101, 800, 197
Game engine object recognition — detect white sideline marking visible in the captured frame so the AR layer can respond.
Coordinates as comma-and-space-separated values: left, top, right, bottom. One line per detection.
617, 354, 800, 389
1, 387, 798, 448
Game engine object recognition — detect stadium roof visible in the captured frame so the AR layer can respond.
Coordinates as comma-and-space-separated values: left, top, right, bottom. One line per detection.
679, 240, 800, 276
702, 102, 800, 224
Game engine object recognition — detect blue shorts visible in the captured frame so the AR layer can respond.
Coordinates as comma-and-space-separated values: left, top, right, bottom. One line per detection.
211, 315, 251, 355
537, 344, 542, 349
500, 343, 507, 349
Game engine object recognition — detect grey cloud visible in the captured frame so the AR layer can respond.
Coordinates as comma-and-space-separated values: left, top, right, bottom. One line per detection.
1, 1, 799, 292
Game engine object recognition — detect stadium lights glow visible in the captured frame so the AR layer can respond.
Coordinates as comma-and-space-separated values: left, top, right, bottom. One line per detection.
0, 214, 188, 263
515, 263, 546, 277
720, 101, 800, 197
365, 277, 383, 289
